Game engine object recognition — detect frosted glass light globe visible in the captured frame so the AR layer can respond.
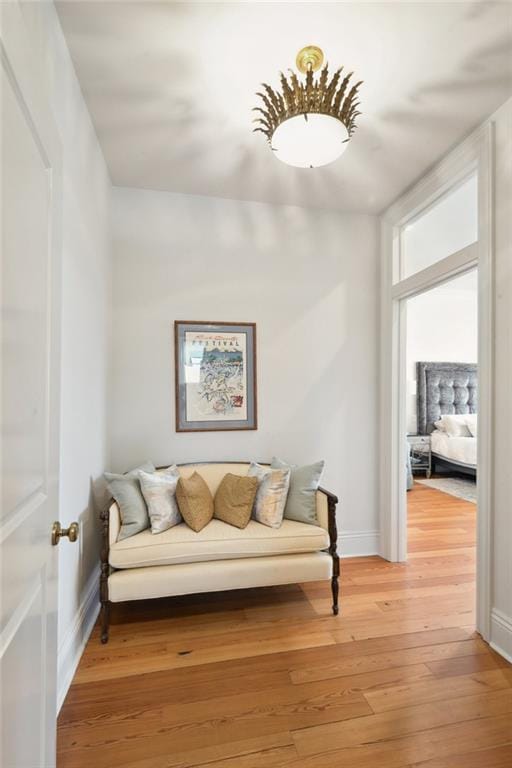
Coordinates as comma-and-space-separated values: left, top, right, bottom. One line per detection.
271, 113, 349, 168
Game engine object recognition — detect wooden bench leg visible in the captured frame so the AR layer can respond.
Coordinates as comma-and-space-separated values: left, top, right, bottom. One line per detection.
326, 490, 340, 616
100, 600, 110, 644
331, 556, 340, 615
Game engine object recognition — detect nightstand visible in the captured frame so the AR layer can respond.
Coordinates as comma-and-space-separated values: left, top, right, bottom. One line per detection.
407, 433, 432, 478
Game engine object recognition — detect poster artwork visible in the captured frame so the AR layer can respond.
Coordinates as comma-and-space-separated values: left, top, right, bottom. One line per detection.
184, 331, 247, 422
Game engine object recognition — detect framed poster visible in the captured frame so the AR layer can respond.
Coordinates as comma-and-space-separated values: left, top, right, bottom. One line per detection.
174, 321, 257, 432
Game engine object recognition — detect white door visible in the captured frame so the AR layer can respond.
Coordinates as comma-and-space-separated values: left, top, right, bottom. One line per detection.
1, 3, 63, 766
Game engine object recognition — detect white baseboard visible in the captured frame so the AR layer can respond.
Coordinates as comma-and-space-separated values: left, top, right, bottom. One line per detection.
57, 565, 100, 712
339, 529, 380, 558
490, 608, 512, 663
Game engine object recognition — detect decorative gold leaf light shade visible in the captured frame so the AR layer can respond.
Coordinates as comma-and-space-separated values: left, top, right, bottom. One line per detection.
253, 45, 362, 168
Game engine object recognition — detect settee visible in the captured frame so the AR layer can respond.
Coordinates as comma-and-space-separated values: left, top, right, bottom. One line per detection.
99, 462, 339, 643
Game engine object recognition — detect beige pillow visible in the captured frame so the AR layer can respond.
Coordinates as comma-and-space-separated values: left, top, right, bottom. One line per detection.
214, 473, 259, 529
248, 462, 291, 529
176, 472, 214, 532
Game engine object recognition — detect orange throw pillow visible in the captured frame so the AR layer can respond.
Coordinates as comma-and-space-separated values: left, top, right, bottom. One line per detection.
176, 472, 214, 532
214, 473, 259, 529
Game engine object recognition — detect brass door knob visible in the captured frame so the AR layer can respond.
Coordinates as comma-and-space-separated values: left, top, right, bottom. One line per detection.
51, 521, 79, 546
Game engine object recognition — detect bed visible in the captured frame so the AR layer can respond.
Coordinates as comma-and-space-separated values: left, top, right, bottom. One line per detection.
417, 361, 477, 477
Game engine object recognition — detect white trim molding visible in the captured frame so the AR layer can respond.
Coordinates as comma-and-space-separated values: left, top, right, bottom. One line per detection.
340, 530, 380, 558
391, 242, 478, 302
57, 566, 100, 712
379, 122, 495, 644
490, 609, 512, 663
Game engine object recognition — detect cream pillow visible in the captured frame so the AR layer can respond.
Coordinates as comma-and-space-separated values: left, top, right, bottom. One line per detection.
436, 414, 472, 437
138, 465, 181, 534
248, 462, 291, 529
465, 414, 478, 437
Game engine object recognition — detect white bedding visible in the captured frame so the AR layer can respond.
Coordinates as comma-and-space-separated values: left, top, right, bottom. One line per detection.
431, 430, 477, 467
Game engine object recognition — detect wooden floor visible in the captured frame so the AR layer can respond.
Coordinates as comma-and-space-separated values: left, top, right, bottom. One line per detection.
58, 484, 512, 768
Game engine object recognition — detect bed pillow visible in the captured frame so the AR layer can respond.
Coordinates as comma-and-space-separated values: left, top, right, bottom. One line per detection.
465, 414, 478, 438
176, 472, 214, 532
271, 457, 325, 525
436, 414, 472, 438
139, 465, 182, 534
214, 473, 259, 529
104, 461, 155, 541
248, 462, 291, 529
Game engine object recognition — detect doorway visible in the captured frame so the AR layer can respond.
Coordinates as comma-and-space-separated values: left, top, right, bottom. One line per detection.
405, 270, 478, 564
380, 124, 493, 641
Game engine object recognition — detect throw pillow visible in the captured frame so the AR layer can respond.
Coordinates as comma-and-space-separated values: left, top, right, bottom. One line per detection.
271, 457, 325, 525
104, 461, 155, 541
437, 414, 472, 437
214, 473, 259, 529
247, 462, 290, 529
176, 472, 214, 532
465, 414, 478, 437
139, 465, 182, 534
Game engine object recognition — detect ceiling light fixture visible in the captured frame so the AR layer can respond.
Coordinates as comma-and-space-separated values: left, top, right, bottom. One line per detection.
253, 45, 362, 169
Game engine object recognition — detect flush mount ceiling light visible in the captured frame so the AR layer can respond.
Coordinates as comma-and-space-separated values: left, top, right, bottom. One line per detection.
253, 45, 362, 169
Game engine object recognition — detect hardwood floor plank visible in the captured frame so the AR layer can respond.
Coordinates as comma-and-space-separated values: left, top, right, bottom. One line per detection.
410, 742, 512, 767
196, 714, 512, 768
426, 651, 503, 677
59, 629, 477, 726
73, 629, 337, 684
59, 663, 433, 756
58, 691, 371, 768
290, 638, 489, 684
331, 611, 476, 644
292, 689, 512, 757
64, 732, 295, 768
58, 674, 374, 752
363, 668, 510, 713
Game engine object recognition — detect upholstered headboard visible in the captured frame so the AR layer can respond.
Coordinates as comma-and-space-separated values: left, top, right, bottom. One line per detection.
417, 361, 478, 434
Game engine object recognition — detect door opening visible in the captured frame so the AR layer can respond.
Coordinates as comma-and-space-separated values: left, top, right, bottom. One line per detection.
404, 270, 478, 572
380, 124, 493, 641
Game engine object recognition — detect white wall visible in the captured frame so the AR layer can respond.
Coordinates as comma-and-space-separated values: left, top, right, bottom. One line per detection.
406, 271, 478, 433
490, 98, 512, 661
19, 2, 112, 708
111, 188, 379, 555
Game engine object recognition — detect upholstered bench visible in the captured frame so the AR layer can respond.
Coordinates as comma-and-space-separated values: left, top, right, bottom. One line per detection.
100, 462, 339, 642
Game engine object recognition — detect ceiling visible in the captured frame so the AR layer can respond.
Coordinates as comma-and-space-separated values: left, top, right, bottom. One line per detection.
56, 1, 512, 213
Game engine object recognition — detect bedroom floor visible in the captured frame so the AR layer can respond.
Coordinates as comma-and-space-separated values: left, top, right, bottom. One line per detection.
57, 484, 512, 768
416, 474, 477, 503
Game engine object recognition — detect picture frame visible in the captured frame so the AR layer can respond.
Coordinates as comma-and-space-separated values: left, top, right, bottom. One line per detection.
174, 321, 257, 432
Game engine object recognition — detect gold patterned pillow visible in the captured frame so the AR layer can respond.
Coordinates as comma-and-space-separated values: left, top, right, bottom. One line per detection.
248, 462, 291, 528
214, 473, 259, 529
176, 472, 214, 532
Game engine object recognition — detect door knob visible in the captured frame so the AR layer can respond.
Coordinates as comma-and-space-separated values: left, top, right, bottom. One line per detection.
51, 521, 79, 546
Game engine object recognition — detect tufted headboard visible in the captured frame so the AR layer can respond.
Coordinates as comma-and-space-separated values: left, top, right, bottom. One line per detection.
417, 361, 478, 435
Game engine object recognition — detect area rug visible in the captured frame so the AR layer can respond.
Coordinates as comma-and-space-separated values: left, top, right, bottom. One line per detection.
416, 476, 477, 504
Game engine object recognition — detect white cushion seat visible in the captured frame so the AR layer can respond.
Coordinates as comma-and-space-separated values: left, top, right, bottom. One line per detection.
109, 518, 329, 570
